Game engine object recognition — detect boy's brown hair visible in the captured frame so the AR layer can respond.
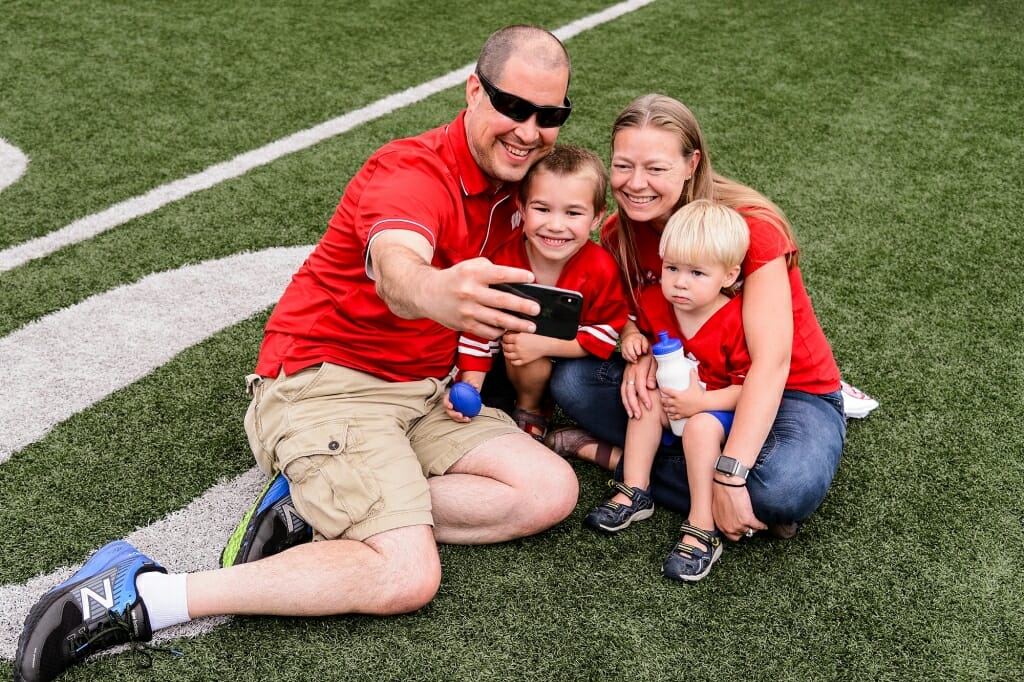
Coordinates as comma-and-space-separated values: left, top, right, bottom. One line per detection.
518, 145, 608, 215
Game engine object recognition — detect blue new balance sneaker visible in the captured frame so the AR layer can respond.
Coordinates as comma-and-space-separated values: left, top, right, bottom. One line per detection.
220, 472, 312, 567
14, 541, 165, 682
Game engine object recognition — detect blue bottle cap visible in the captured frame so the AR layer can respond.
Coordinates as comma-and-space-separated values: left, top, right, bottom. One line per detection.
652, 330, 682, 356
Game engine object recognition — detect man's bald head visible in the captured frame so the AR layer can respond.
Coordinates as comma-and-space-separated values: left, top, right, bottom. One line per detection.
476, 25, 571, 84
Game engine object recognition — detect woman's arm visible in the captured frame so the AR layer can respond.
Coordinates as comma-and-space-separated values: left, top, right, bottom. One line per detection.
712, 256, 792, 540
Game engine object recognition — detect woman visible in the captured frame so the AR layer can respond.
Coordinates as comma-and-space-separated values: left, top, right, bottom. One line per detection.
548, 94, 846, 542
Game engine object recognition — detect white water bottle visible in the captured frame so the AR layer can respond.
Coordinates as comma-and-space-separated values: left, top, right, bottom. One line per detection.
653, 330, 699, 436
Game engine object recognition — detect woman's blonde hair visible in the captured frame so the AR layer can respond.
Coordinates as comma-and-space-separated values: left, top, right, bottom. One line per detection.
610, 94, 796, 302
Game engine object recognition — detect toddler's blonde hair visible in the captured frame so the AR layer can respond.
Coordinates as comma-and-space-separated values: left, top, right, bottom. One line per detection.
659, 199, 749, 270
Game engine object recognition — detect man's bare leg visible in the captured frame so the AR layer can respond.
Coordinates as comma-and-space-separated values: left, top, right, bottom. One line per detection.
185, 524, 440, 618
185, 432, 575, 618
430, 431, 578, 544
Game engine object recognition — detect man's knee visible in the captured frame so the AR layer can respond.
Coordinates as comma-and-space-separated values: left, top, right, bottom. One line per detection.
366, 526, 442, 614
381, 562, 441, 615
518, 451, 579, 533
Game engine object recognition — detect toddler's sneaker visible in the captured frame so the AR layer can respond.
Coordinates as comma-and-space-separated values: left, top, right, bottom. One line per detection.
15, 541, 165, 682
841, 381, 880, 419
583, 481, 654, 532
221, 472, 312, 567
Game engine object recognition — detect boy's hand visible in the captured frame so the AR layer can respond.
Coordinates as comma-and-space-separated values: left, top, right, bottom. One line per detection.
446, 373, 485, 422
501, 331, 549, 366
444, 392, 474, 423
620, 331, 649, 363
658, 369, 704, 419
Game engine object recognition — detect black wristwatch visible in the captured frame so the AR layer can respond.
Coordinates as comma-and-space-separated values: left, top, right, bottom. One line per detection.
714, 455, 750, 481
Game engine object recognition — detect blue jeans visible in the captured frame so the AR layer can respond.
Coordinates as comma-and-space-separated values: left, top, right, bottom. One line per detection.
550, 355, 847, 524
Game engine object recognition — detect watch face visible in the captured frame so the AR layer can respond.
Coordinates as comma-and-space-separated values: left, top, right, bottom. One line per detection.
716, 455, 748, 479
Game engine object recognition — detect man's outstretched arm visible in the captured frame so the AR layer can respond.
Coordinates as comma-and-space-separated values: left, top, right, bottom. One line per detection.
370, 229, 541, 339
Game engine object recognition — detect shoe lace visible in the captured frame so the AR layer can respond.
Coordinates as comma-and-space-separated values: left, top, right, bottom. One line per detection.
72, 606, 183, 670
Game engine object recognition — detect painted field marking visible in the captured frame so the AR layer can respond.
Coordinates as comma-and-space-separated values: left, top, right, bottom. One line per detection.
0, 246, 311, 462
0, 138, 28, 193
0, 0, 655, 273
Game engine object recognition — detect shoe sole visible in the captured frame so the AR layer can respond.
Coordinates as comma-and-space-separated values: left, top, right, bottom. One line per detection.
220, 474, 310, 568
841, 382, 879, 419
220, 475, 281, 568
586, 506, 655, 533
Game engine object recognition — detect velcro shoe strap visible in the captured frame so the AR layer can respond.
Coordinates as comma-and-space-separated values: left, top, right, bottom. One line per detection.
611, 481, 638, 499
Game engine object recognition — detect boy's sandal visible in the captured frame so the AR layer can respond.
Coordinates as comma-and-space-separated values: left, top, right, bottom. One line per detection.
583, 480, 655, 533
662, 521, 723, 583
512, 408, 548, 441
543, 427, 615, 469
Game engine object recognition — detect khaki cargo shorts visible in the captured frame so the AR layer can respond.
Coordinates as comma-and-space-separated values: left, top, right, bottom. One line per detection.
243, 363, 519, 542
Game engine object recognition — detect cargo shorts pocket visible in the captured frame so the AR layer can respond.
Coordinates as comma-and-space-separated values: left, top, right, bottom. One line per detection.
275, 421, 382, 540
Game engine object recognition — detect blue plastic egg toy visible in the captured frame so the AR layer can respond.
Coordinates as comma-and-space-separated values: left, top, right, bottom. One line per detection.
449, 381, 482, 418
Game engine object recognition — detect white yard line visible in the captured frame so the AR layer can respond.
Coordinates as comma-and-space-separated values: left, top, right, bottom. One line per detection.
0, 246, 311, 463
0, 138, 28, 194
0, 0, 655, 273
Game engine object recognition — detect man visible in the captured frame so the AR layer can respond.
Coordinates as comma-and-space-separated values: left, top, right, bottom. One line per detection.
16, 25, 578, 682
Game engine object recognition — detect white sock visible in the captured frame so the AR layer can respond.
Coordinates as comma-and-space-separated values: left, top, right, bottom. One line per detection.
135, 571, 191, 631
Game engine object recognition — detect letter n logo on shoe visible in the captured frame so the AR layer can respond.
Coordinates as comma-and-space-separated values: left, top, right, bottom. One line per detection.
280, 503, 304, 534
79, 578, 114, 620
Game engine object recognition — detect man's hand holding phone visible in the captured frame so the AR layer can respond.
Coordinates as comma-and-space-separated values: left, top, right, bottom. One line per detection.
418, 258, 539, 339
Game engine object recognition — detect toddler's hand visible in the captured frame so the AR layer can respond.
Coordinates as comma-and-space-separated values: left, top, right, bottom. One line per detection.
620, 332, 649, 363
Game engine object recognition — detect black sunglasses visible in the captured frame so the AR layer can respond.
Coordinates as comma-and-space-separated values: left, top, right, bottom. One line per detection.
476, 70, 572, 129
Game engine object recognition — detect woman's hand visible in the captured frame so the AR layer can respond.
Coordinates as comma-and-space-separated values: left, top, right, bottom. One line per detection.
621, 354, 655, 419
712, 481, 767, 541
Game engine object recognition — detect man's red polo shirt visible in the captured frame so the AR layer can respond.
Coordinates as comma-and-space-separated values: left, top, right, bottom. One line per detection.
254, 112, 521, 382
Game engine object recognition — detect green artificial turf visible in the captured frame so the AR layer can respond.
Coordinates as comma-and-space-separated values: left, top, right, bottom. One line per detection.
1, 0, 1022, 680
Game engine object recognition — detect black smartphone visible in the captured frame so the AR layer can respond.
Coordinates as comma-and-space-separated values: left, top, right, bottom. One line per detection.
489, 282, 583, 340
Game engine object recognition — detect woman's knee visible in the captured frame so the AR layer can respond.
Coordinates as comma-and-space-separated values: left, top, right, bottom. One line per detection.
749, 393, 845, 523
750, 444, 839, 523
